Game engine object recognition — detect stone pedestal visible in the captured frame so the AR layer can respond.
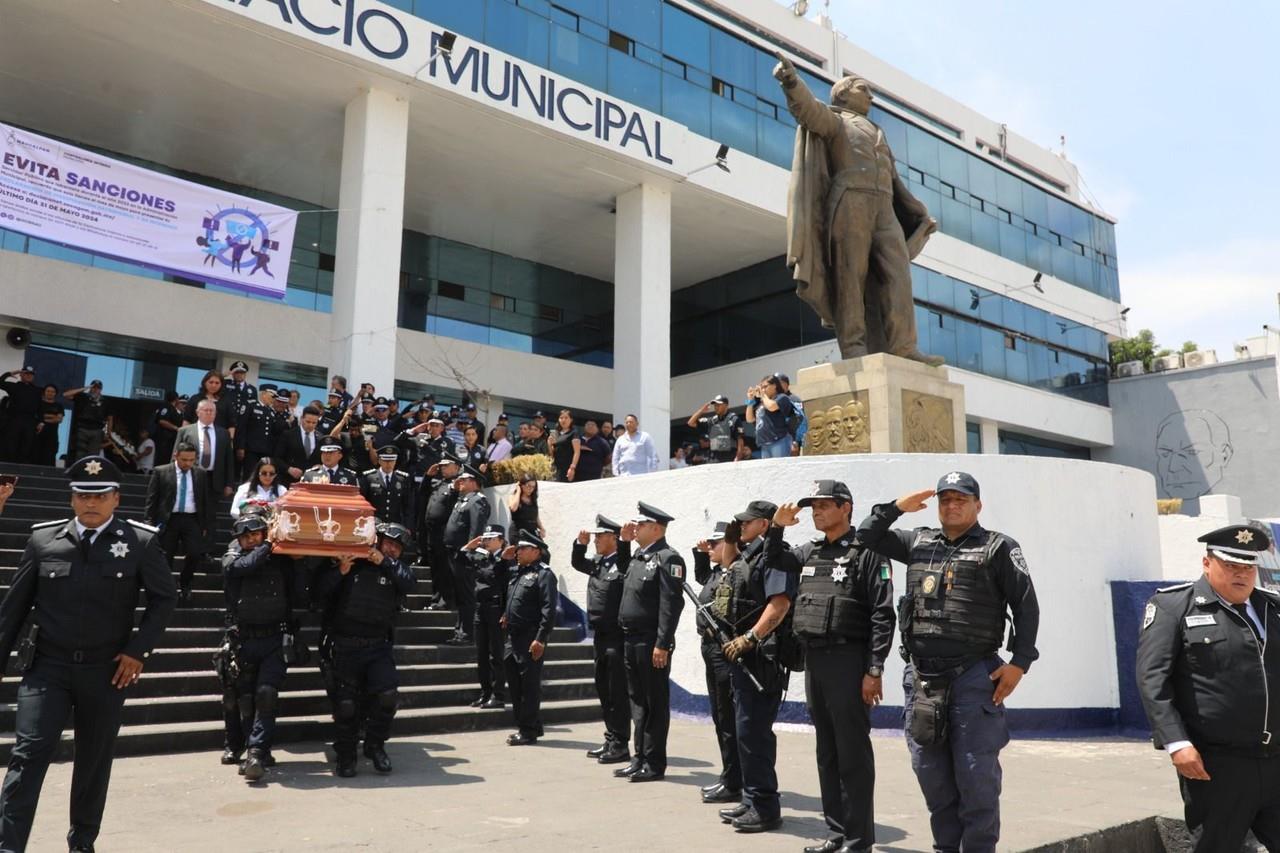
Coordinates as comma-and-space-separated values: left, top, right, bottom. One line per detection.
793, 354, 966, 455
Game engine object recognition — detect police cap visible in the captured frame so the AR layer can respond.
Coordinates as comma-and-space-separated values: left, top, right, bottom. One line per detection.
1198, 524, 1272, 565
631, 501, 674, 525
516, 529, 547, 550
377, 445, 399, 460
455, 465, 483, 484
318, 442, 343, 453
229, 360, 249, 373
481, 524, 507, 540
587, 514, 622, 535
734, 500, 778, 522
67, 455, 121, 493
707, 520, 730, 542
936, 471, 980, 498
797, 480, 852, 507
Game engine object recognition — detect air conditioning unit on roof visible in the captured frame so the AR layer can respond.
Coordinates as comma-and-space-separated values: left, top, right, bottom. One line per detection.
1183, 350, 1218, 368
1116, 360, 1145, 378
1152, 354, 1183, 372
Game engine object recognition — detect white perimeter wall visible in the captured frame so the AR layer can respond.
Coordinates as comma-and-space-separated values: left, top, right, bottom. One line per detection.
487, 453, 1161, 713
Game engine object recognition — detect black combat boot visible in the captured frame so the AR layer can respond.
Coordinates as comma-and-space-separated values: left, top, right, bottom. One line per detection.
364, 742, 393, 773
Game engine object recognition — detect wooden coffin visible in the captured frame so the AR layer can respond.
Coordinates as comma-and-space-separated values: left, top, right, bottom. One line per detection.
267, 483, 378, 557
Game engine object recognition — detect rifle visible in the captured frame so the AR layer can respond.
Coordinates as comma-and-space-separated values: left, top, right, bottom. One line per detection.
681, 581, 763, 692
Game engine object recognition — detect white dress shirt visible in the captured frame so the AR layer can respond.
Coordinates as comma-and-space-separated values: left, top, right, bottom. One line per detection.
172, 466, 197, 514
611, 430, 659, 477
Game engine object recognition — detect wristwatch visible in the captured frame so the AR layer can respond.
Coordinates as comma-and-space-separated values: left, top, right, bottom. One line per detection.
744, 629, 760, 646
866, 665, 883, 678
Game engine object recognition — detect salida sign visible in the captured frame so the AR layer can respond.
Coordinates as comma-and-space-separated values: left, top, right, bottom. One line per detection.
220, 0, 680, 167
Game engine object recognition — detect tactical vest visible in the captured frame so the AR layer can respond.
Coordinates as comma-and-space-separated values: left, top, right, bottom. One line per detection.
903, 530, 1007, 653
235, 557, 290, 626
714, 558, 768, 634
335, 566, 398, 629
793, 541, 871, 641
707, 416, 734, 453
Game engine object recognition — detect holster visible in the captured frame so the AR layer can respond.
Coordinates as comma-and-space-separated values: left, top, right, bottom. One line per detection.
213, 628, 240, 688
897, 594, 914, 663
908, 670, 951, 747
16, 623, 38, 674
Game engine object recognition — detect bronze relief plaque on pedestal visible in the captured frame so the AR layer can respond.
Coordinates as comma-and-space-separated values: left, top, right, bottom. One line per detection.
901, 390, 955, 453
804, 391, 871, 455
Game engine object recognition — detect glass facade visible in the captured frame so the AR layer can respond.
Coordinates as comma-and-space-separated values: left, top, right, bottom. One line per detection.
672, 257, 1110, 405
999, 429, 1090, 460
413, 0, 1119, 298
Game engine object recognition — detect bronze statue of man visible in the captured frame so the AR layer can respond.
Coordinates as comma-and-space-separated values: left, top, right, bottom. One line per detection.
774, 52, 942, 366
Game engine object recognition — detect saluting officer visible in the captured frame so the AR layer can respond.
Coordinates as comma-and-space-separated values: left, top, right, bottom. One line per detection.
571, 514, 635, 765
360, 446, 415, 528
419, 453, 461, 610
236, 384, 285, 480
857, 471, 1039, 853
0, 456, 177, 852
461, 524, 513, 710
223, 513, 300, 782
616, 502, 686, 783
500, 530, 558, 745
443, 466, 491, 646
769, 482, 894, 852
691, 520, 742, 804
1137, 524, 1280, 851
314, 523, 417, 778
318, 389, 346, 436
398, 412, 456, 482
301, 442, 360, 486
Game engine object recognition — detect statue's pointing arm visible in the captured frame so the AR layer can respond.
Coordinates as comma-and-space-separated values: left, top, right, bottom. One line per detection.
773, 50, 841, 139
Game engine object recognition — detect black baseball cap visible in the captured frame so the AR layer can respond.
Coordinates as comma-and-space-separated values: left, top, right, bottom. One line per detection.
797, 480, 853, 507
710, 394, 729, 405
734, 500, 778, 522
936, 471, 980, 498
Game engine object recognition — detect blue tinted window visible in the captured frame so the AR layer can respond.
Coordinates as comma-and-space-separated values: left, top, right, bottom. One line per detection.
955, 321, 982, 373
967, 422, 982, 453
661, 3, 710, 70
550, 23, 608, 90
484, 0, 549, 66
914, 305, 932, 353
940, 197, 972, 244
980, 328, 1006, 379
662, 72, 711, 136
609, 0, 659, 47
905, 124, 939, 178
938, 141, 967, 191
998, 221, 1027, 266
414, 0, 486, 40
608, 51, 662, 113
555, 0, 606, 23
710, 29, 754, 91
971, 210, 999, 254
710, 95, 757, 155
756, 117, 793, 168
995, 168, 1022, 217
968, 157, 997, 203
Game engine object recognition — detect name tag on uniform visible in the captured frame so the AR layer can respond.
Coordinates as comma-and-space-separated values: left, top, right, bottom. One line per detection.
1185, 615, 1216, 628
801, 566, 816, 577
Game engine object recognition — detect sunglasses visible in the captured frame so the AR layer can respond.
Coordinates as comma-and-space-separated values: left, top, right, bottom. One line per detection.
260, 469, 277, 476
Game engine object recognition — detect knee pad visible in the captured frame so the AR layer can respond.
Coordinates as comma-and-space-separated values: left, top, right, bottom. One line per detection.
374, 688, 398, 713
333, 697, 358, 721
255, 684, 279, 716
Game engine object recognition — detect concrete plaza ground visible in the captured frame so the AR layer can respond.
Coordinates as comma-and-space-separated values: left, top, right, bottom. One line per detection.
24, 718, 1184, 852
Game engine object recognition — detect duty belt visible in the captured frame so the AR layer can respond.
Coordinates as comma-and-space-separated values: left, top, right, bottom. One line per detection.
331, 634, 388, 648
910, 653, 986, 681
804, 637, 856, 650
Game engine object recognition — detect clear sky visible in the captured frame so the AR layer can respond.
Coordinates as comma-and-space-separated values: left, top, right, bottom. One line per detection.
799, 0, 1279, 359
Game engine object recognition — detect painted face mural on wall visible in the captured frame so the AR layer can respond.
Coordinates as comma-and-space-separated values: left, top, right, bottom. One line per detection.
1155, 410, 1234, 499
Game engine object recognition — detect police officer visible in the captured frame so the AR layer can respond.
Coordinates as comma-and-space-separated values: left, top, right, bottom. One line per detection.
398, 413, 456, 481
319, 390, 346, 436
443, 466, 491, 645
501, 530, 558, 745
224, 361, 257, 424
314, 523, 417, 777
301, 442, 360, 485
360, 446, 415, 527
1137, 524, 1280, 851
856, 471, 1039, 853
0, 456, 177, 852
691, 520, 742, 804
717, 500, 802, 833
616, 502, 686, 783
236, 384, 284, 480
419, 453, 461, 610
686, 394, 745, 464
368, 398, 400, 450
461, 524, 512, 709
768, 482, 893, 851
223, 513, 299, 782
571, 514, 634, 765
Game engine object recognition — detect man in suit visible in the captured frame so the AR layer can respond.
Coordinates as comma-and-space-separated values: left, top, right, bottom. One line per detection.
176, 399, 236, 501
274, 405, 324, 484
145, 442, 215, 603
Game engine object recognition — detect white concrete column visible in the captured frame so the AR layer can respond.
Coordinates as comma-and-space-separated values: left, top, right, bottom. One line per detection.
330, 89, 409, 395
979, 419, 1000, 454
613, 183, 672, 466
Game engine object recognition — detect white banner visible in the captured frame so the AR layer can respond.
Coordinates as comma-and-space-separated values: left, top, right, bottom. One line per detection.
0, 122, 296, 298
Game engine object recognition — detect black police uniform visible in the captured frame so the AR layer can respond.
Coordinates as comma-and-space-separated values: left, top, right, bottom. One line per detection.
0, 372, 41, 464
571, 517, 633, 761
443, 478, 490, 642
224, 538, 298, 775
361, 466, 415, 528
768, 486, 893, 850
464, 531, 512, 706
856, 472, 1039, 853
617, 504, 685, 780
397, 428, 455, 481
300, 463, 360, 486
696, 409, 744, 464
235, 396, 284, 480
418, 469, 459, 606
224, 367, 257, 422
692, 535, 742, 797
152, 400, 183, 464
718, 534, 800, 828
71, 391, 108, 460
1137, 524, 1280, 851
503, 535, 558, 743
314, 540, 416, 775
0, 456, 176, 852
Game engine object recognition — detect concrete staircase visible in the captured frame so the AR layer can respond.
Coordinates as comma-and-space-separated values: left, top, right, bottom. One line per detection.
0, 463, 599, 759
